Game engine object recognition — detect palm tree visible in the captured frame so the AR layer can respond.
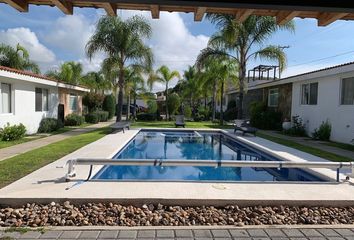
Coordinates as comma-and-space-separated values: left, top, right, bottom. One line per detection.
0, 43, 40, 73
124, 66, 145, 119
197, 58, 237, 124
197, 15, 295, 119
148, 65, 180, 120
46, 61, 83, 85
81, 71, 111, 93
86, 15, 153, 122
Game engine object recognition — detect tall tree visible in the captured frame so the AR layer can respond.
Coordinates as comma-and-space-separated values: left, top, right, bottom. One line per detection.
86, 15, 153, 122
81, 71, 111, 93
46, 61, 83, 84
179, 65, 201, 117
0, 43, 40, 73
197, 15, 294, 119
124, 66, 145, 119
148, 65, 180, 120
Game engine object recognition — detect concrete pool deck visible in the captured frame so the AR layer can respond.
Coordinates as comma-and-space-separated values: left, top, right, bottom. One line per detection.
0, 128, 354, 207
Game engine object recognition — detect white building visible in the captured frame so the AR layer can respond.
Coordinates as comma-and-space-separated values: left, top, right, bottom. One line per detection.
291, 63, 354, 144
0, 66, 89, 134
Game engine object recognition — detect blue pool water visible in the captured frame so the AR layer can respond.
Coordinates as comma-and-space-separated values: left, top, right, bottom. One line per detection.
93, 130, 325, 182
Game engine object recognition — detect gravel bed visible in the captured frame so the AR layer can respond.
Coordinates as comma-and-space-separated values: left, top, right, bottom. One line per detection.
1, 202, 354, 227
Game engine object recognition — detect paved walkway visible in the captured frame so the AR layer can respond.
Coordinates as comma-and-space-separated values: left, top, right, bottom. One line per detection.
1, 227, 354, 240
0, 121, 114, 161
259, 130, 354, 161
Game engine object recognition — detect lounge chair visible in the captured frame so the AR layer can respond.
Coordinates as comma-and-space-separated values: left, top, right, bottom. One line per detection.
175, 115, 185, 128
234, 120, 257, 136
111, 121, 131, 133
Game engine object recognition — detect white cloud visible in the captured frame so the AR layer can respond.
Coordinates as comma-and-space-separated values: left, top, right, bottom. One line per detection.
44, 14, 95, 57
0, 27, 56, 64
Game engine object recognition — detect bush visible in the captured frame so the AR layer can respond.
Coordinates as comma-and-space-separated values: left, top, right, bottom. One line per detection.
83, 93, 105, 112
227, 99, 236, 110
184, 105, 192, 118
65, 113, 84, 126
102, 94, 116, 119
147, 100, 157, 114
95, 110, 109, 122
38, 118, 63, 133
137, 113, 157, 121
167, 93, 181, 116
283, 115, 307, 136
223, 107, 238, 121
312, 120, 331, 141
0, 123, 26, 141
85, 113, 100, 124
193, 113, 204, 122
197, 106, 210, 121
250, 101, 282, 130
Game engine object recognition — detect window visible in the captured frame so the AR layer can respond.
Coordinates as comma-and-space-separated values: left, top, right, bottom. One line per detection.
341, 77, 354, 105
268, 88, 279, 107
69, 94, 78, 111
1, 83, 11, 113
301, 82, 318, 105
35, 88, 48, 112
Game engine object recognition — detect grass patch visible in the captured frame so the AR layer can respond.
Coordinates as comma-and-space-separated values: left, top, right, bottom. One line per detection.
324, 141, 354, 153
0, 123, 94, 149
132, 121, 233, 129
257, 132, 353, 162
0, 127, 111, 188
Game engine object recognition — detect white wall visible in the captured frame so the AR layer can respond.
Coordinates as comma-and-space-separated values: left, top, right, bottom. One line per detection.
0, 77, 58, 134
292, 71, 354, 144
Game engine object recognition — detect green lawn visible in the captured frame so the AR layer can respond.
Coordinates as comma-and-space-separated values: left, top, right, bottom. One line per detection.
324, 141, 354, 153
0, 123, 94, 150
257, 132, 353, 162
132, 121, 233, 129
0, 127, 111, 188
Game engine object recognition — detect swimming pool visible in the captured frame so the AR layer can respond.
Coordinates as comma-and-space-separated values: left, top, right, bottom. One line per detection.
93, 130, 326, 182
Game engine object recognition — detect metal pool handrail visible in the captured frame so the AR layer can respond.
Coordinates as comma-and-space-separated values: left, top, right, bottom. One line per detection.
64, 158, 354, 182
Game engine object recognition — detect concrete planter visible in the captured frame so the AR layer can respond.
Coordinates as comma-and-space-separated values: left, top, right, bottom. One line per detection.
282, 121, 292, 130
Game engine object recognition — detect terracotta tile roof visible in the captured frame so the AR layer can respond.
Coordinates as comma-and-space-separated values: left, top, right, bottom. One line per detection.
0, 65, 89, 90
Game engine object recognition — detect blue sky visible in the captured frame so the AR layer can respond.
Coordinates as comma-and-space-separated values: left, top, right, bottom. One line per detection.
1, 4, 354, 90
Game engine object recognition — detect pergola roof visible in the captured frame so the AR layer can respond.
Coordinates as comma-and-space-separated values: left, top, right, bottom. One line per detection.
2, 0, 354, 26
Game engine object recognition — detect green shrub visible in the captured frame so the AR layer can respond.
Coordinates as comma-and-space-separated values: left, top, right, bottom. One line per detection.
65, 113, 84, 126
250, 101, 282, 130
38, 118, 63, 133
167, 93, 181, 116
137, 113, 157, 121
227, 99, 236, 110
223, 107, 237, 121
85, 113, 100, 124
0, 123, 26, 141
94, 110, 109, 122
184, 105, 192, 118
193, 113, 204, 122
83, 93, 104, 112
197, 106, 210, 120
147, 100, 157, 114
102, 94, 116, 119
312, 120, 331, 141
283, 115, 307, 136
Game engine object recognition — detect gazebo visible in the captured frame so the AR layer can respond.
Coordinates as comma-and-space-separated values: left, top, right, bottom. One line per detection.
1, 0, 354, 26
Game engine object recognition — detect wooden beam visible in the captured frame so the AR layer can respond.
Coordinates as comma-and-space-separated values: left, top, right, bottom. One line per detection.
102, 3, 116, 16
51, 0, 73, 14
150, 4, 159, 19
235, 9, 254, 23
194, 6, 207, 21
3, 0, 28, 12
276, 11, 300, 25
318, 12, 349, 26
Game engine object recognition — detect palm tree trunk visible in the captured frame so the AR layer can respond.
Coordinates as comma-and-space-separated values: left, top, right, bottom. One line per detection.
116, 68, 124, 122
212, 81, 216, 121
165, 82, 169, 121
133, 94, 137, 119
238, 60, 246, 120
219, 79, 224, 126
126, 90, 131, 120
